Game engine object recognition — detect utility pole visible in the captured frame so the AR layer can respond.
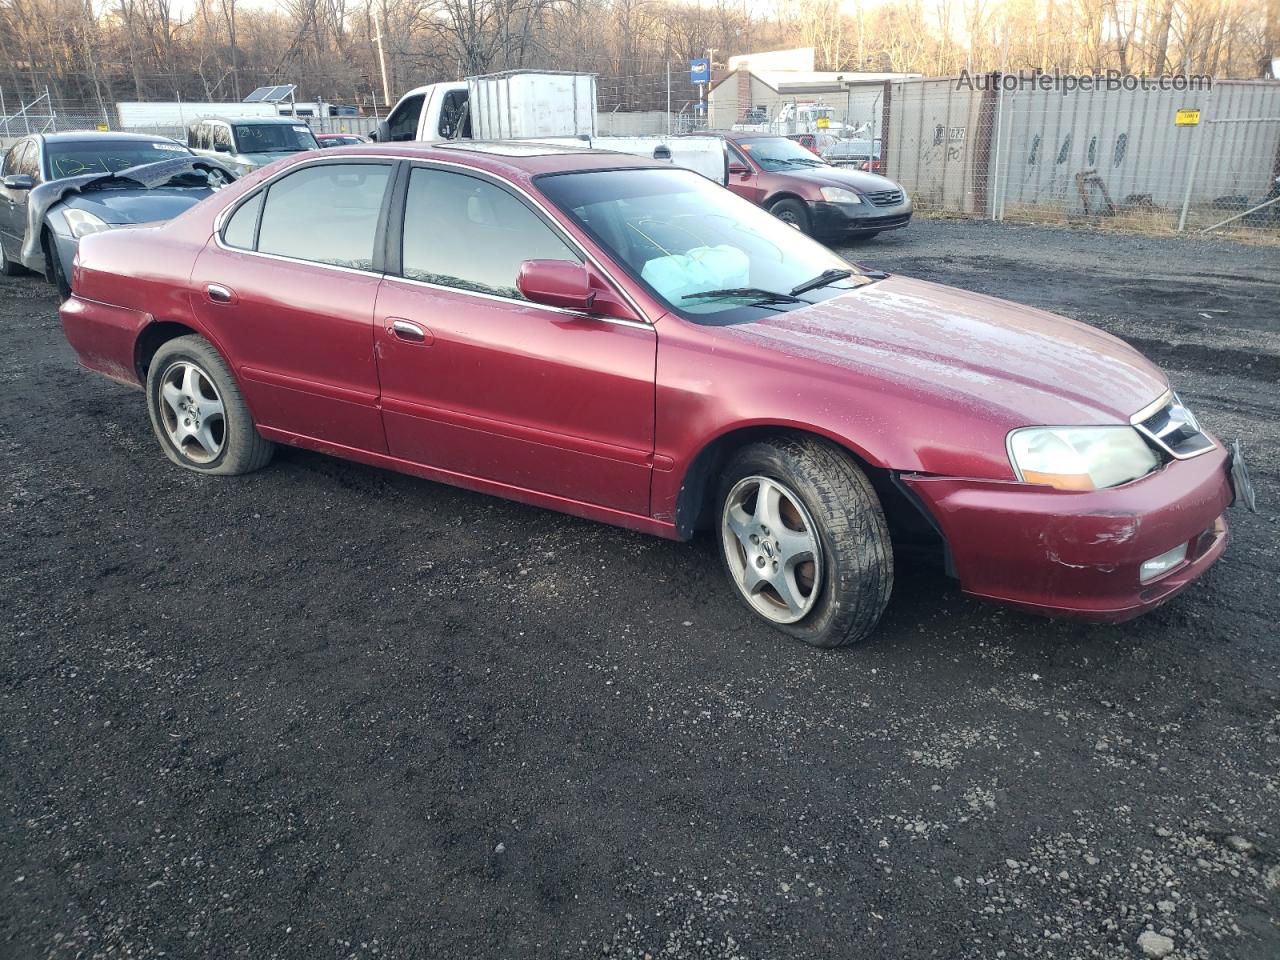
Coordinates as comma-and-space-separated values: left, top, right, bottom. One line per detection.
374, 14, 392, 110
666, 60, 671, 135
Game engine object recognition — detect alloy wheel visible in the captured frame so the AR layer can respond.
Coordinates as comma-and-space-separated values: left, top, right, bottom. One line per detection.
721, 475, 822, 624
157, 360, 226, 464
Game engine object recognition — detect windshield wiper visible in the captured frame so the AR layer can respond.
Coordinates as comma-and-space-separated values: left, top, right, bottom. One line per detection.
682, 287, 804, 304
789, 268, 854, 296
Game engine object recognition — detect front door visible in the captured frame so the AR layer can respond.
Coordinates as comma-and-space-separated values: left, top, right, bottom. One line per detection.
190, 159, 396, 452
0, 139, 37, 261
724, 143, 766, 205
373, 165, 656, 515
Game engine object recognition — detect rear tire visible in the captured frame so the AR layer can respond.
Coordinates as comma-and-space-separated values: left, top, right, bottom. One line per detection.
145, 335, 274, 476
717, 436, 893, 647
769, 198, 811, 235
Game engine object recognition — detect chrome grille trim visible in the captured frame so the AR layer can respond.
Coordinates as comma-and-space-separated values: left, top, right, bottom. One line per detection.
864, 189, 904, 207
1131, 391, 1215, 460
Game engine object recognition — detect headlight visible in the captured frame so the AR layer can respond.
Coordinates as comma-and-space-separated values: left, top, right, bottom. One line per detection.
1008, 426, 1159, 491
64, 209, 113, 239
820, 187, 862, 204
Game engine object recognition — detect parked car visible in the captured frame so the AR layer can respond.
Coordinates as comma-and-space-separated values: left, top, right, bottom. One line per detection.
59, 143, 1250, 647
0, 132, 233, 296
697, 131, 910, 239
187, 116, 319, 174
823, 137, 884, 173
315, 132, 371, 148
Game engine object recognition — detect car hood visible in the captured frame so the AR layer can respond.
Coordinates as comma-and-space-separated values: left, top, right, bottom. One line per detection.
241, 150, 307, 166
721, 275, 1167, 427
60, 187, 214, 224
23, 157, 234, 261
779, 165, 901, 193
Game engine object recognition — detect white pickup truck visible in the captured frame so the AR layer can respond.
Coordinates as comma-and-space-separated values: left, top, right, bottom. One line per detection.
371, 70, 727, 184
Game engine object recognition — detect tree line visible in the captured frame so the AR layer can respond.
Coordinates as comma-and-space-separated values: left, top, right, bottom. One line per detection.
0, 0, 1274, 116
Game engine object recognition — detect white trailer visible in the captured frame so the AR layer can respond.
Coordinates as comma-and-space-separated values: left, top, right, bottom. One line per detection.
116, 101, 278, 130
372, 70, 728, 184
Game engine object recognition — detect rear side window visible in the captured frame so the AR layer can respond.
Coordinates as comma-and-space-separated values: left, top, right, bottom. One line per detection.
240, 163, 391, 270
222, 192, 263, 249
401, 167, 579, 300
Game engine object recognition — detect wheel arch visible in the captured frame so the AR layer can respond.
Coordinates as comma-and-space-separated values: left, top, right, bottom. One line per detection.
134, 321, 203, 383
764, 191, 811, 212
672, 423, 951, 572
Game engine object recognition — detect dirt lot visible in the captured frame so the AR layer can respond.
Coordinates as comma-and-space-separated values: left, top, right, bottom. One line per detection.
2, 219, 1277, 960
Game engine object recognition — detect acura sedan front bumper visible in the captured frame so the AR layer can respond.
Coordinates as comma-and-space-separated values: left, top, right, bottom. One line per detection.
901, 442, 1234, 622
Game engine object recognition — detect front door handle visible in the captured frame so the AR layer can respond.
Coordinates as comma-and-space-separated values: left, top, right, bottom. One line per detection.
388, 318, 431, 344
206, 283, 235, 304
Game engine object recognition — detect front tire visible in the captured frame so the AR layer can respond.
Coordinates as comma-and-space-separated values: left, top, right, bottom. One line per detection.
1, 243, 24, 277
145, 335, 274, 475
717, 437, 893, 647
43, 231, 71, 298
769, 198, 811, 235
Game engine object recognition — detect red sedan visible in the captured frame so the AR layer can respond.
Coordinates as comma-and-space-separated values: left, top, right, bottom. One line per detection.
59, 142, 1247, 646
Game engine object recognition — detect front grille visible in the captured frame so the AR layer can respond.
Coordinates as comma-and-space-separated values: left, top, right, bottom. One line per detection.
1133, 392, 1215, 459
864, 189, 904, 207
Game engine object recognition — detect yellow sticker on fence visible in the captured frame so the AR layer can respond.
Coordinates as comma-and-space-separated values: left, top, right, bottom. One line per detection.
96, 123, 108, 131
1175, 108, 1200, 126
816, 116, 829, 129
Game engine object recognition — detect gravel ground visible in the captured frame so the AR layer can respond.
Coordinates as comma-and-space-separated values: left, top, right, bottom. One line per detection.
2, 219, 1277, 960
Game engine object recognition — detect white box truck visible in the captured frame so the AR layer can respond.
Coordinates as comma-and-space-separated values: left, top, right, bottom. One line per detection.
370, 69, 728, 184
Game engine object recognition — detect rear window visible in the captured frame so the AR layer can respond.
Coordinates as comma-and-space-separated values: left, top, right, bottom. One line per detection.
45, 140, 191, 178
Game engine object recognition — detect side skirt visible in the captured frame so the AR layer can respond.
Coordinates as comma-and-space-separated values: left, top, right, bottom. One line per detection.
257, 425, 682, 541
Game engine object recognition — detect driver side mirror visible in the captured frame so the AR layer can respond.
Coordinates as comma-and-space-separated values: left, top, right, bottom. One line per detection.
3, 174, 35, 190
518, 260, 595, 312
213, 142, 231, 153
728, 162, 750, 177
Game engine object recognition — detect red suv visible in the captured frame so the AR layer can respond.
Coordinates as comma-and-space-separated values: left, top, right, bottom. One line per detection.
59, 143, 1246, 647
710, 131, 911, 239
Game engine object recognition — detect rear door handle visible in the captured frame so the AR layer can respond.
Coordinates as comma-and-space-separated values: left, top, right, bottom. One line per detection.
206, 283, 235, 304
388, 318, 431, 344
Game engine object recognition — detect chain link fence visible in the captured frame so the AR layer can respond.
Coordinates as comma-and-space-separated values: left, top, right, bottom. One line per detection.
6, 72, 1278, 238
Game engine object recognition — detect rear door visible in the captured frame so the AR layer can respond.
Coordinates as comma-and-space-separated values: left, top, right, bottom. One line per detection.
372, 164, 656, 514
190, 158, 396, 452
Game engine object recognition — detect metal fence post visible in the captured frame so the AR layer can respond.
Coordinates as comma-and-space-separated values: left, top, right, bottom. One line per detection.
991, 82, 1004, 221
1176, 122, 1204, 232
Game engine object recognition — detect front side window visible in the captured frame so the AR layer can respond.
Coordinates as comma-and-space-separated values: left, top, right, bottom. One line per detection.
3, 140, 28, 177
538, 167, 861, 323
735, 136, 828, 171
401, 167, 579, 300
386, 94, 424, 141
253, 163, 391, 269
212, 124, 233, 151
232, 123, 319, 154
45, 139, 190, 178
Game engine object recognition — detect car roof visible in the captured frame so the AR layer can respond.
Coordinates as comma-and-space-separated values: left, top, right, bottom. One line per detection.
311, 140, 667, 178
36, 131, 186, 145
193, 116, 305, 126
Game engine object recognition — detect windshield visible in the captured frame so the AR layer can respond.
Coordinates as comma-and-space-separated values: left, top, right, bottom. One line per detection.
739, 137, 828, 170
46, 140, 191, 179
232, 123, 319, 154
537, 167, 866, 323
